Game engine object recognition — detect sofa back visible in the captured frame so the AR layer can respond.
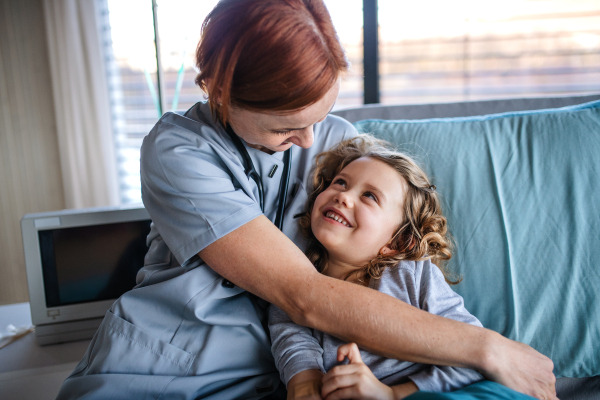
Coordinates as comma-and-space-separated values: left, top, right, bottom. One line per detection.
340, 97, 600, 379
333, 94, 600, 122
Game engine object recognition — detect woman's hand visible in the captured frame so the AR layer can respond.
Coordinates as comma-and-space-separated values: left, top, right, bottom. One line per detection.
482, 333, 557, 400
321, 343, 395, 400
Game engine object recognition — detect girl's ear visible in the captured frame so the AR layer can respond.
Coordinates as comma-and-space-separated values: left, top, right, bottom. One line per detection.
400, 233, 417, 250
379, 245, 399, 256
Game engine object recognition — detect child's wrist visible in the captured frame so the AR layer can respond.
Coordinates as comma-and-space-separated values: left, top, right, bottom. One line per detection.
287, 369, 324, 400
391, 381, 418, 400
287, 379, 323, 400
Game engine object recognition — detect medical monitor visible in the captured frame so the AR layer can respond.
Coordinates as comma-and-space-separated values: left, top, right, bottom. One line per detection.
21, 206, 151, 345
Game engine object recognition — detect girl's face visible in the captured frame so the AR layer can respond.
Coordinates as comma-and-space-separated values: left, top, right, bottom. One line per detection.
226, 79, 340, 153
311, 157, 408, 267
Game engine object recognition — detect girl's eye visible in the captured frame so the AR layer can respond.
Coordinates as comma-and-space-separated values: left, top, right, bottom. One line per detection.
363, 191, 378, 202
273, 129, 292, 135
332, 178, 346, 187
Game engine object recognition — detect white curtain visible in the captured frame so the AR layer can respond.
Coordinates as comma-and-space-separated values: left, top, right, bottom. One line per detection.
43, 0, 119, 208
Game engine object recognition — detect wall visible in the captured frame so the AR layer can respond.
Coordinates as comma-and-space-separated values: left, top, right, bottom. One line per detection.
0, 0, 65, 305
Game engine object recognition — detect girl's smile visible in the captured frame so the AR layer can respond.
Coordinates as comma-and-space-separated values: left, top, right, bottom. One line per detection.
322, 208, 352, 227
311, 157, 408, 269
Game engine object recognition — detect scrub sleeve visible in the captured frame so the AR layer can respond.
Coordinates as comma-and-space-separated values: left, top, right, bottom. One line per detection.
56, 102, 357, 400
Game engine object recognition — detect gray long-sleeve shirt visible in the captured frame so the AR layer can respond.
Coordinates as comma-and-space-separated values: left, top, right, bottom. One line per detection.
268, 259, 484, 393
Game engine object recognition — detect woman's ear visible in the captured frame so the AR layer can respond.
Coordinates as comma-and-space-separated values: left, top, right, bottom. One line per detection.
205, 79, 223, 105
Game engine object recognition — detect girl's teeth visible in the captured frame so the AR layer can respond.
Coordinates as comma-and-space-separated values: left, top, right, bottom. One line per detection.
326, 211, 349, 226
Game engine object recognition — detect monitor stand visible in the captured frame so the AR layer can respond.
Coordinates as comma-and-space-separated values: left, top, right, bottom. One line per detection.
34, 317, 103, 346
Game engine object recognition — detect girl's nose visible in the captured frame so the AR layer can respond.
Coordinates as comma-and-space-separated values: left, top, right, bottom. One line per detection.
288, 125, 314, 148
334, 190, 353, 208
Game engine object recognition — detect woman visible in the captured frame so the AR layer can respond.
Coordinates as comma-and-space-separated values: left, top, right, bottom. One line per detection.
57, 1, 556, 399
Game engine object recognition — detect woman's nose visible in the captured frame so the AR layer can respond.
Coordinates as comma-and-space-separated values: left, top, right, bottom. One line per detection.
288, 126, 314, 148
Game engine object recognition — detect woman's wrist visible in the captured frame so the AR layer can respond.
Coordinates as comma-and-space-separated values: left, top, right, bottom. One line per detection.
474, 329, 504, 377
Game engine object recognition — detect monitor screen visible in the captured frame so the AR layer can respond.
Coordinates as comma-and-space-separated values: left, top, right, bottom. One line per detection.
38, 220, 151, 307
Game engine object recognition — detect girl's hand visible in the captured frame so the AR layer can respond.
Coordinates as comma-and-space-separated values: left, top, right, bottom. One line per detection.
321, 343, 394, 400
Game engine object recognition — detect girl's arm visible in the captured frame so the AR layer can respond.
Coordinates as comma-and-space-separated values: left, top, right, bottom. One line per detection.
287, 370, 324, 400
391, 382, 419, 400
199, 216, 557, 400
268, 304, 325, 386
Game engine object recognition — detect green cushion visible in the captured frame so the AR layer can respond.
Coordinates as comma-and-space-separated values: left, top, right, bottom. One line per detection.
354, 100, 600, 378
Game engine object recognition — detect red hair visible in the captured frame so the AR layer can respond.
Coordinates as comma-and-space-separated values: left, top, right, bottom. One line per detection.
195, 0, 349, 125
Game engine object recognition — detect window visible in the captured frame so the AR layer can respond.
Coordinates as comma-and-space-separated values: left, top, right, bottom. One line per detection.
153, 0, 219, 113
101, 0, 600, 204
101, 0, 161, 204
378, 0, 600, 104
326, 0, 365, 108
102, 0, 216, 204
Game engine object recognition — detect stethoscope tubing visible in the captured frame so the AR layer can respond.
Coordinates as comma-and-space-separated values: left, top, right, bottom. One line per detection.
224, 124, 290, 231
274, 149, 291, 230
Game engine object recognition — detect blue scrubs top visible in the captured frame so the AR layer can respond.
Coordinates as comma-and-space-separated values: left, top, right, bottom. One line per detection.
56, 102, 357, 400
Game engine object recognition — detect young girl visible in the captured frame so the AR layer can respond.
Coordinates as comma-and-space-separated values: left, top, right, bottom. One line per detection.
269, 135, 484, 400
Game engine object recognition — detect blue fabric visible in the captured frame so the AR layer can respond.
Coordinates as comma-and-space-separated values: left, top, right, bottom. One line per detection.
269, 260, 483, 391
406, 381, 535, 400
354, 100, 600, 378
56, 103, 359, 400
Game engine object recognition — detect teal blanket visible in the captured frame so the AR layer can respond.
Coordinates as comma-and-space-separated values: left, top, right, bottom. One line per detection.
407, 381, 535, 399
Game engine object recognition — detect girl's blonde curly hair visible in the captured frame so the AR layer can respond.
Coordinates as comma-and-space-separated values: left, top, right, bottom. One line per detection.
299, 135, 460, 286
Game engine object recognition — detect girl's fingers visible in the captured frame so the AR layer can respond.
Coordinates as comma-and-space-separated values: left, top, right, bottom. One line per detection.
321, 373, 362, 399
336, 342, 363, 364
323, 344, 392, 400
323, 386, 358, 400
322, 364, 366, 384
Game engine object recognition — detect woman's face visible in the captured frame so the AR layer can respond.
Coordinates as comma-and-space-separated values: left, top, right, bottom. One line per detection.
227, 79, 341, 153
310, 157, 408, 267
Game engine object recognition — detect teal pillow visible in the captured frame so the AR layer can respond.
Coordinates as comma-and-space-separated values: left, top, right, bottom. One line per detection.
354, 100, 600, 378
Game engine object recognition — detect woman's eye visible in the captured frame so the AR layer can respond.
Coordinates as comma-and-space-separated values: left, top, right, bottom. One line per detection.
363, 191, 378, 202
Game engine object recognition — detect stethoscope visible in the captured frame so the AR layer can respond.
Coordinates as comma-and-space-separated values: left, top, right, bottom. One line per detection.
224, 124, 292, 231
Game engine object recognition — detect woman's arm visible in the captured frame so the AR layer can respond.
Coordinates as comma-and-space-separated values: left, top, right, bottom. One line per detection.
400, 260, 485, 392
199, 216, 556, 400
